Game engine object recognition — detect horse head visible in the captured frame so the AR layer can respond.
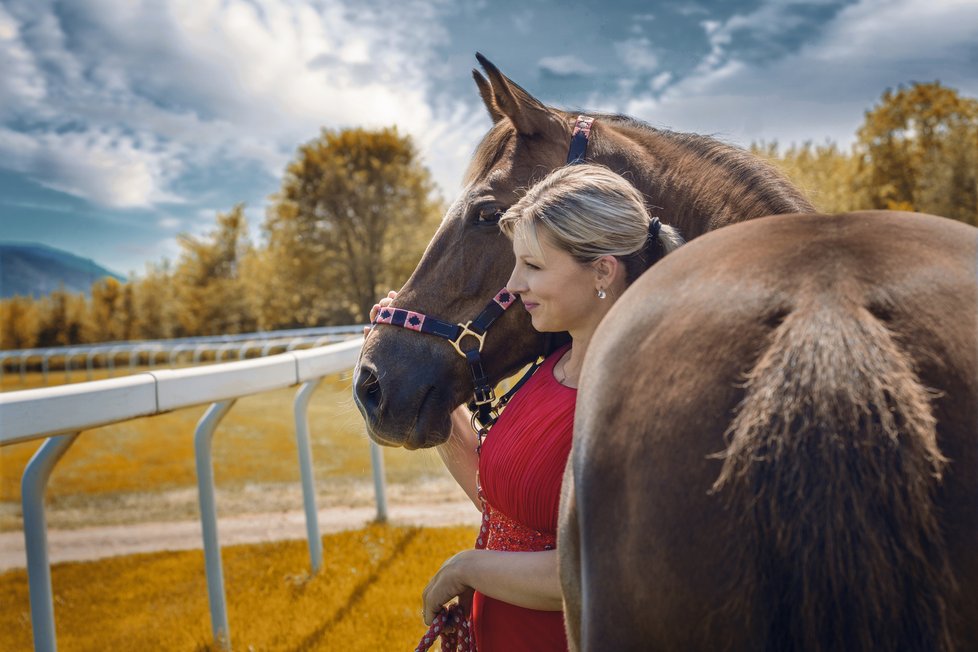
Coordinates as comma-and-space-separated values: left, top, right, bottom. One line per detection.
354, 55, 580, 449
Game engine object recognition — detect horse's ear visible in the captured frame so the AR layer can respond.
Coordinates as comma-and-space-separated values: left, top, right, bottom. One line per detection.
472, 70, 505, 124
476, 52, 557, 136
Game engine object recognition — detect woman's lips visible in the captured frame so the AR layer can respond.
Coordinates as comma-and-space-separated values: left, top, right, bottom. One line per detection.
523, 302, 539, 312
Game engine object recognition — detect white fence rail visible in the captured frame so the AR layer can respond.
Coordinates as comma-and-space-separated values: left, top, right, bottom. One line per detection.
0, 338, 386, 652
0, 325, 365, 386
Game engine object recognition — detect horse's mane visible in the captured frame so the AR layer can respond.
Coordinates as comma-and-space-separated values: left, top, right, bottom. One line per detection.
590, 112, 815, 222
464, 111, 815, 228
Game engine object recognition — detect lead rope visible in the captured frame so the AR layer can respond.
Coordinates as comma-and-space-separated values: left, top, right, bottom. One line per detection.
415, 488, 491, 652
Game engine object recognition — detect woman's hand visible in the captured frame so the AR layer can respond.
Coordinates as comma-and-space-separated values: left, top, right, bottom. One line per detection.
364, 290, 398, 336
422, 550, 474, 626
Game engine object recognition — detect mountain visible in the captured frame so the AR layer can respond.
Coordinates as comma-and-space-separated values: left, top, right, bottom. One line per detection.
0, 242, 126, 299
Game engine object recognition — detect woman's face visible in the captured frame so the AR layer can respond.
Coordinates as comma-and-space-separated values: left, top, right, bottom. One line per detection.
506, 227, 601, 334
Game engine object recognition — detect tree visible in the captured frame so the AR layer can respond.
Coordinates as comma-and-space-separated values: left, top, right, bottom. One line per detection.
0, 296, 40, 350
173, 204, 256, 336
132, 260, 179, 340
85, 277, 123, 342
262, 127, 443, 325
34, 289, 87, 347
855, 81, 978, 224
751, 141, 861, 213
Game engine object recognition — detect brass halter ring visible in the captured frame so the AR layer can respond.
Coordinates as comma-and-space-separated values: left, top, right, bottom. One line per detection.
449, 321, 487, 358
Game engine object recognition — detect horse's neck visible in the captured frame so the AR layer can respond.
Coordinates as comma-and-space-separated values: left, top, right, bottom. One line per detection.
598, 123, 815, 239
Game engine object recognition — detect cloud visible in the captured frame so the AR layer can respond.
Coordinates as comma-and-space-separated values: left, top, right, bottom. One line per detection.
650, 71, 672, 92
0, 125, 184, 208
0, 0, 478, 209
539, 54, 597, 77
157, 216, 181, 229
614, 37, 659, 73
672, 2, 710, 18
0, 4, 47, 112
624, 0, 978, 148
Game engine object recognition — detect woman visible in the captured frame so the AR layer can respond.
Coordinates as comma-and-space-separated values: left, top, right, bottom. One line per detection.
370, 164, 683, 651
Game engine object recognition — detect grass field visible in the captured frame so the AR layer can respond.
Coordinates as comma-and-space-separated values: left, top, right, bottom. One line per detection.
0, 523, 478, 651
0, 365, 484, 649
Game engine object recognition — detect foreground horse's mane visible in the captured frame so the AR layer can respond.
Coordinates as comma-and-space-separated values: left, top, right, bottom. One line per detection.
464, 111, 814, 228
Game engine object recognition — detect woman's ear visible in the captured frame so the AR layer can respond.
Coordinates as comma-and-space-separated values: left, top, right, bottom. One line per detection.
592, 255, 620, 286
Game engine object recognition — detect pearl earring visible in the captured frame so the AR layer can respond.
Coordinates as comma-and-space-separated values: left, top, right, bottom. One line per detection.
597, 288, 607, 299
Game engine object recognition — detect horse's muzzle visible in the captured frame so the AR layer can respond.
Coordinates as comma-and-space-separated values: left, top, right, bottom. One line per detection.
353, 360, 450, 450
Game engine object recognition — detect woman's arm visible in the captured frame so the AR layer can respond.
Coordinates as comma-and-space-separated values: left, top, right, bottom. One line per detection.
422, 549, 561, 624
437, 404, 482, 509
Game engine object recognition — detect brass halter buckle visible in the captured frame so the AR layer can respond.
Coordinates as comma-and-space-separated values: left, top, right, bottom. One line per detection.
449, 321, 486, 358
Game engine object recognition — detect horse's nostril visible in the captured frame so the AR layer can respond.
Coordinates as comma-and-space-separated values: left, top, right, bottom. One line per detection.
354, 364, 383, 417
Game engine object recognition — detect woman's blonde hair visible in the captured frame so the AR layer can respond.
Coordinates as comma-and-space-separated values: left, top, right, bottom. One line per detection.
498, 164, 683, 284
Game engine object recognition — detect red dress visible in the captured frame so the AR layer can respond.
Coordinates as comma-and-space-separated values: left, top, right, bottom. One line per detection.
471, 344, 576, 652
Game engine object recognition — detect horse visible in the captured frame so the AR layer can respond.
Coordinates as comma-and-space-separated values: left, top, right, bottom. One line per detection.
353, 54, 978, 650
571, 211, 977, 651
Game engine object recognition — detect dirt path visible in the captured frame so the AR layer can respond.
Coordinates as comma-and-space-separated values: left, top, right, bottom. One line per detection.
0, 479, 480, 572
0, 500, 480, 572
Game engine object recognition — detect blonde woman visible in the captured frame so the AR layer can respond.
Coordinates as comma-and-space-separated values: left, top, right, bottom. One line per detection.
370, 164, 683, 651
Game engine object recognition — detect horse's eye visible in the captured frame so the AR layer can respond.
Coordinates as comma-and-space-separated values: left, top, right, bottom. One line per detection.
477, 206, 504, 224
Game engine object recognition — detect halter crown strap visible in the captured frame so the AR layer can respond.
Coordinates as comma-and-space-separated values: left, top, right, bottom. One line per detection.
566, 115, 595, 165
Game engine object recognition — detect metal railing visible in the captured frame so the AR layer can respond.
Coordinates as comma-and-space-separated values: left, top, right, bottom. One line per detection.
0, 325, 366, 386
0, 338, 386, 652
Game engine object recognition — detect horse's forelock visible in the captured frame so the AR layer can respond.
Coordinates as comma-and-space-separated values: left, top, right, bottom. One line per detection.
463, 121, 515, 187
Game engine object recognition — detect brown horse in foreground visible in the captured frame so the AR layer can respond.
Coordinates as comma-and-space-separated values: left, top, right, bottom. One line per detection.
570, 211, 977, 650
354, 55, 978, 650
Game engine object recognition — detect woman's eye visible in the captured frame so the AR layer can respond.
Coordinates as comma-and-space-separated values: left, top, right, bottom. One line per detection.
477, 206, 504, 224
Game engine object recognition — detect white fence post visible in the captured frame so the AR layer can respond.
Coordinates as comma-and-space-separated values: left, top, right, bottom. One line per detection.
369, 440, 388, 523
293, 380, 324, 572
195, 400, 236, 651
21, 432, 80, 652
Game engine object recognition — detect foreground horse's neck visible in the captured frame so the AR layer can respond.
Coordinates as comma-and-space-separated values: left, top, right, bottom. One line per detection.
591, 116, 816, 239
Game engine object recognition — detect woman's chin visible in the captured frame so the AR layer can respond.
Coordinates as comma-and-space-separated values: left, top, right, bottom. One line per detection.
529, 315, 559, 333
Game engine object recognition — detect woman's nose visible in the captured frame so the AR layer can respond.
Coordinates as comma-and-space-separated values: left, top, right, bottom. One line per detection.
506, 267, 526, 294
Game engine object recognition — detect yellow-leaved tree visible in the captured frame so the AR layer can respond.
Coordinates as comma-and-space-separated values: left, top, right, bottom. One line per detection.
257, 127, 443, 327
855, 81, 978, 224
0, 296, 40, 349
751, 141, 861, 213
85, 277, 138, 342
173, 204, 256, 336
131, 260, 179, 341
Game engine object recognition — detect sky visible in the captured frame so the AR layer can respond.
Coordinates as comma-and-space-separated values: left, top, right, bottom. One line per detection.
0, 0, 976, 277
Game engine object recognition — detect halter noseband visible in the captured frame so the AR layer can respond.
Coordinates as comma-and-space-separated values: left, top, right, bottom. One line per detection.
374, 288, 516, 430
370, 115, 595, 436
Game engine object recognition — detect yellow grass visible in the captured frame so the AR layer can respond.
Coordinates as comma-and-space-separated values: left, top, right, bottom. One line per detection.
0, 523, 478, 651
